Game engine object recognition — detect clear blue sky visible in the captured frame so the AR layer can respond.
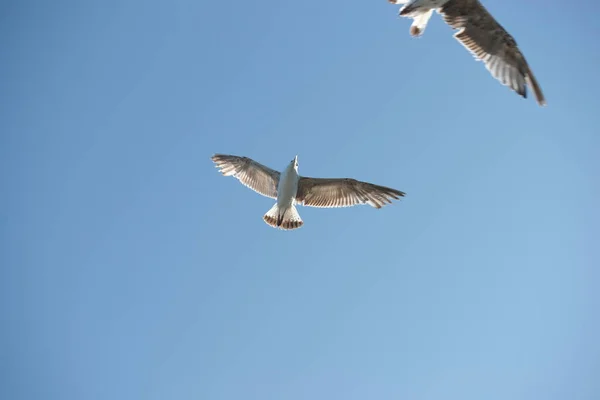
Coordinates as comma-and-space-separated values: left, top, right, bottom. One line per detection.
2, 1, 599, 399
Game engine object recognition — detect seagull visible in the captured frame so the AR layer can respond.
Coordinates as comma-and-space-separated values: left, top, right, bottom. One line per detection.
389, 0, 546, 106
211, 154, 405, 230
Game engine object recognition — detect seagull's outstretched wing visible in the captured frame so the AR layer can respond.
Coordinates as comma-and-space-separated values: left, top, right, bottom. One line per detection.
211, 154, 280, 199
439, 0, 546, 106
296, 177, 405, 209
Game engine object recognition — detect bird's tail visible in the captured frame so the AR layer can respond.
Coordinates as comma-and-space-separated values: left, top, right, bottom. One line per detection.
263, 203, 303, 230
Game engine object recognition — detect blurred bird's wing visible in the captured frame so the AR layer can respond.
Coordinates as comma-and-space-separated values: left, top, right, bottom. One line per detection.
438, 0, 546, 105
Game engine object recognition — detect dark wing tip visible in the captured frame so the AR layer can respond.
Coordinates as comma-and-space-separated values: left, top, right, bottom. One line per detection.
518, 86, 527, 98
211, 154, 248, 163
210, 154, 227, 166
369, 184, 406, 209
395, 189, 407, 198
384, 187, 406, 199
211, 153, 226, 162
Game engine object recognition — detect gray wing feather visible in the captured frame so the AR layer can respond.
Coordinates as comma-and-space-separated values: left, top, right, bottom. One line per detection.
296, 177, 405, 209
211, 154, 280, 199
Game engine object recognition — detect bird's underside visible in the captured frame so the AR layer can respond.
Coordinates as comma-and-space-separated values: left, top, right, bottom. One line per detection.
211, 154, 405, 230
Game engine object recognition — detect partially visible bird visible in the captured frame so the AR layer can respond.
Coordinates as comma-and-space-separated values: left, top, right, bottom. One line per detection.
211, 154, 405, 230
389, 0, 546, 106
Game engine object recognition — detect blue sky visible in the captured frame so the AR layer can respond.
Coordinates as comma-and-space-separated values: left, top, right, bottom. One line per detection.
2, 1, 599, 399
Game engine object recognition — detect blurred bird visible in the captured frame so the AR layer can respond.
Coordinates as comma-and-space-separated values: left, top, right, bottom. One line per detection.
389, 0, 546, 106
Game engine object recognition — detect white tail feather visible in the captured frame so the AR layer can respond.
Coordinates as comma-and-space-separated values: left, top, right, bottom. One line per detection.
263, 204, 303, 230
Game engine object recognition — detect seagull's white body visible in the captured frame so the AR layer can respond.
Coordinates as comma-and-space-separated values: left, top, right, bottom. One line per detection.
390, 0, 546, 106
277, 156, 299, 210
266, 156, 303, 229
211, 154, 405, 230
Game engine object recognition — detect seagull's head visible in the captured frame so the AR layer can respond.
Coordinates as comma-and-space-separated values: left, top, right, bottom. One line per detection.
290, 155, 299, 171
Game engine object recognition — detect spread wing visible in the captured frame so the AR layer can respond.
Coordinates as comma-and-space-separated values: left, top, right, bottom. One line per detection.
296, 177, 405, 209
438, 0, 546, 106
211, 154, 280, 199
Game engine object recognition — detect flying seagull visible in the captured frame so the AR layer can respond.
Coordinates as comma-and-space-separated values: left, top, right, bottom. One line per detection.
211, 154, 405, 230
389, 0, 546, 106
